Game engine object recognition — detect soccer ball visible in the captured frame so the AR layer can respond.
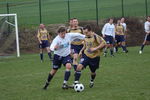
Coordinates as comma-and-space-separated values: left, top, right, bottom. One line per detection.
74, 83, 84, 92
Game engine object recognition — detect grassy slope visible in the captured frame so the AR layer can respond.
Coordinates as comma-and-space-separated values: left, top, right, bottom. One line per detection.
0, 0, 149, 25
0, 46, 150, 100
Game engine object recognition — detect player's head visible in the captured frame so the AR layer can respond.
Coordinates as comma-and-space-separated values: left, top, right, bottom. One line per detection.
146, 16, 150, 22
39, 24, 45, 29
121, 17, 125, 23
72, 18, 79, 27
57, 26, 67, 38
83, 24, 92, 36
117, 20, 121, 25
109, 18, 114, 24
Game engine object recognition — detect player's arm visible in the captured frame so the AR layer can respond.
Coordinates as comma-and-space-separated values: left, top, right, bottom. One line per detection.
67, 33, 85, 41
50, 38, 60, 51
37, 30, 42, 44
79, 41, 86, 57
90, 36, 106, 52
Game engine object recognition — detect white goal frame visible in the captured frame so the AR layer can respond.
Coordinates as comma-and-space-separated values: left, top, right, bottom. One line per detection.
0, 14, 20, 57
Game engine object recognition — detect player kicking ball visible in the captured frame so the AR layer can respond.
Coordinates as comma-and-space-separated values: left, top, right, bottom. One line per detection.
72, 25, 106, 88
43, 26, 85, 90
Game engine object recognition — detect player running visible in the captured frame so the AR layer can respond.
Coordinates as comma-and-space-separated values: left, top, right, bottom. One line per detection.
37, 24, 52, 62
67, 18, 84, 71
102, 18, 115, 57
72, 25, 106, 88
139, 16, 150, 54
115, 19, 128, 53
43, 26, 85, 90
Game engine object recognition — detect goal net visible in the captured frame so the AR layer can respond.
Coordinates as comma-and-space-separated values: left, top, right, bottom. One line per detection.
0, 14, 20, 57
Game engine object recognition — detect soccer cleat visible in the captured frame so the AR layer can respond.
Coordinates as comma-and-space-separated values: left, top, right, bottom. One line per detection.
111, 54, 115, 57
123, 50, 128, 53
89, 81, 94, 88
68, 82, 78, 89
43, 82, 49, 90
139, 50, 142, 54
62, 83, 69, 89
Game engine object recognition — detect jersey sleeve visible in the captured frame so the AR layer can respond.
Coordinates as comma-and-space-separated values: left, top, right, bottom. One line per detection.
67, 33, 85, 41
102, 24, 107, 35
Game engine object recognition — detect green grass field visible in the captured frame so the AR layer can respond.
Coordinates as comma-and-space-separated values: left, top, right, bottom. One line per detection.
0, 0, 149, 25
0, 46, 150, 100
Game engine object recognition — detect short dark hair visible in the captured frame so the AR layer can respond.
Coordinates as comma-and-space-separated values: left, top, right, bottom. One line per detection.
83, 24, 92, 31
57, 26, 66, 33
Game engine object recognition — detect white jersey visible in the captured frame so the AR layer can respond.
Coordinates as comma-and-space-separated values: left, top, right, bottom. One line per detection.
121, 22, 127, 32
144, 21, 150, 33
50, 33, 85, 57
102, 23, 115, 38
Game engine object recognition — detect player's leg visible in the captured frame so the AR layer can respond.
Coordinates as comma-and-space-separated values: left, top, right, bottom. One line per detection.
120, 35, 128, 53
45, 40, 52, 60
39, 44, 44, 62
43, 69, 58, 90
43, 54, 61, 90
89, 57, 100, 88
139, 34, 149, 54
103, 36, 109, 57
109, 36, 114, 56
62, 63, 72, 89
62, 55, 72, 89
73, 53, 78, 71
74, 55, 88, 84
121, 41, 128, 53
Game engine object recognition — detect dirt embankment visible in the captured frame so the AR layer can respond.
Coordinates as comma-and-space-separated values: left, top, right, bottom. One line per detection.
19, 17, 146, 53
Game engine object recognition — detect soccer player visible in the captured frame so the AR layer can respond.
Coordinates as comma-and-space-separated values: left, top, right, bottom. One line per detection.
43, 26, 85, 90
37, 24, 52, 62
67, 18, 83, 71
115, 19, 128, 53
139, 16, 150, 54
102, 18, 115, 57
73, 25, 106, 88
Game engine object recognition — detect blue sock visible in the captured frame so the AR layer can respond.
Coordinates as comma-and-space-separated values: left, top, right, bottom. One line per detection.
73, 65, 77, 71
91, 74, 96, 82
48, 52, 52, 59
64, 71, 71, 81
116, 46, 118, 52
40, 53, 43, 61
121, 45, 127, 51
75, 71, 81, 81
47, 74, 53, 82
140, 44, 145, 51
110, 48, 113, 55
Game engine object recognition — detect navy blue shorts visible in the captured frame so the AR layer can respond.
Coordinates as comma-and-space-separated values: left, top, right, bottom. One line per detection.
115, 35, 125, 43
79, 54, 100, 73
104, 35, 114, 44
144, 34, 150, 41
71, 44, 83, 54
39, 40, 49, 49
52, 54, 72, 69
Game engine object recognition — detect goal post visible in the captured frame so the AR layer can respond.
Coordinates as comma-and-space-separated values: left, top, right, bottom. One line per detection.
0, 14, 20, 57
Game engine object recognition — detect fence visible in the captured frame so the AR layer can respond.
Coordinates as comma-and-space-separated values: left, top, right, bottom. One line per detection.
0, 0, 149, 25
